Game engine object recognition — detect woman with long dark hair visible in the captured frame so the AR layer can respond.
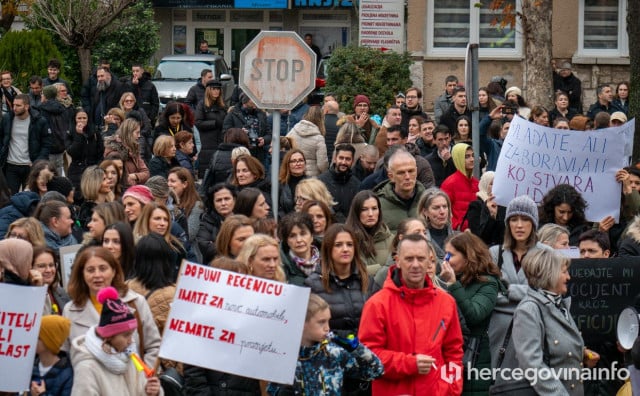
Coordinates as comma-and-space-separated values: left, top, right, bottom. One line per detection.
195, 80, 227, 178
102, 222, 136, 279
278, 149, 307, 215
440, 232, 500, 395
345, 190, 393, 276
305, 223, 373, 396
197, 183, 237, 263
67, 109, 102, 199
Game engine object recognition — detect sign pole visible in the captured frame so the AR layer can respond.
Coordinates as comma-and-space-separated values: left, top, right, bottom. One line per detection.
271, 111, 281, 220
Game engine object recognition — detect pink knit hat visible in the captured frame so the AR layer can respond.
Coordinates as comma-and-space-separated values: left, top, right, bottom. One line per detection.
353, 94, 370, 109
122, 185, 153, 205
95, 287, 137, 338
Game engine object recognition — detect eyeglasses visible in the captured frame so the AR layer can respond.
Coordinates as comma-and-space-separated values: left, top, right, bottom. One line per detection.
406, 95, 418, 99
289, 159, 305, 164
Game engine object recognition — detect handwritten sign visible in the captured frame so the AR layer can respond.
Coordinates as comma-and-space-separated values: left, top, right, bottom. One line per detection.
159, 261, 310, 384
569, 258, 640, 355
0, 284, 46, 392
59, 244, 82, 289
493, 117, 633, 222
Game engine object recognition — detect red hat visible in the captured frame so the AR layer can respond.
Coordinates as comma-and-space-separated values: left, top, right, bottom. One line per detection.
122, 185, 153, 205
96, 287, 137, 338
353, 94, 370, 109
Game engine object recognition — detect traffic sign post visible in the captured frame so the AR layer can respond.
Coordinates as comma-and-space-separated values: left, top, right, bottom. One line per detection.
239, 31, 317, 219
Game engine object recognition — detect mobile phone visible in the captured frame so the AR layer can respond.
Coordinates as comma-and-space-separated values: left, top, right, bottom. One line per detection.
444, 253, 451, 261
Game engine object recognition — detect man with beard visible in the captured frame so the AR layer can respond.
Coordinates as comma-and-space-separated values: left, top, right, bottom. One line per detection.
400, 87, 428, 132
85, 66, 127, 130
185, 68, 213, 109
0, 70, 22, 117
317, 143, 360, 222
27, 76, 43, 113
0, 94, 50, 194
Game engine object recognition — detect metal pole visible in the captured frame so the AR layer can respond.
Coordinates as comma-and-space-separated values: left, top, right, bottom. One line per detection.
466, 43, 480, 178
271, 111, 281, 220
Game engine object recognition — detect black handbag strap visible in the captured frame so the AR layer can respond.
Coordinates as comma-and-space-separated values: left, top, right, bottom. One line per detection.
495, 300, 549, 370
497, 245, 504, 269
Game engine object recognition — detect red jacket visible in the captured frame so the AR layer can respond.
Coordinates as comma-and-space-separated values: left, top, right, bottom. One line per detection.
441, 170, 479, 231
359, 266, 464, 396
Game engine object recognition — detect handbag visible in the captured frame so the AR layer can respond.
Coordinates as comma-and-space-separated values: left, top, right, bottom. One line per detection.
462, 334, 482, 368
489, 302, 547, 396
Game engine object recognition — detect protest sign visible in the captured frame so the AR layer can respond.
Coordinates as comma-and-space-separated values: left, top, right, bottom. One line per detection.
159, 261, 310, 384
0, 283, 47, 392
59, 244, 82, 289
493, 117, 633, 222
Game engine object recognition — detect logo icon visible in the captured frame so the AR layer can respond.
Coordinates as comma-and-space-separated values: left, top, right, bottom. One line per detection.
441, 362, 462, 384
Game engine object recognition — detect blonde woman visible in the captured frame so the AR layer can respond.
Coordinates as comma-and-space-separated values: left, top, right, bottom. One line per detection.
236, 233, 286, 282
294, 178, 336, 212
149, 135, 179, 178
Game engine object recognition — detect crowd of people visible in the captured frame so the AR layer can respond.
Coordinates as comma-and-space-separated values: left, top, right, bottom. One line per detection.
0, 57, 636, 396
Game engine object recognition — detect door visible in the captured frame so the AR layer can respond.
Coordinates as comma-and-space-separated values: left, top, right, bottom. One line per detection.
195, 28, 225, 55
231, 29, 261, 82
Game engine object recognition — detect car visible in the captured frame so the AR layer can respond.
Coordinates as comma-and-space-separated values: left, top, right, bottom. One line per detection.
152, 55, 235, 110
315, 55, 331, 90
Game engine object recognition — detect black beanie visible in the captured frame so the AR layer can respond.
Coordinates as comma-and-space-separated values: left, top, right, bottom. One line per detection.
46, 176, 74, 198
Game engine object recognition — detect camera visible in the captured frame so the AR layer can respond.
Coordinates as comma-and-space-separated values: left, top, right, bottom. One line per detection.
246, 125, 259, 148
501, 102, 518, 115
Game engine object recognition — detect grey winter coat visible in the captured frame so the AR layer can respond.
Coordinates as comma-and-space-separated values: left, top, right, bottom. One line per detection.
493, 288, 584, 396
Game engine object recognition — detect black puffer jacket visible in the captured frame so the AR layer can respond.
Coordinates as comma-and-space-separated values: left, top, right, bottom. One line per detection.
199, 142, 238, 196
196, 210, 224, 264
67, 124, 103, 195
183, 364, 261, 396
304, 267, 373, 337
39, 99, 75, 154
317, 165, 360, 223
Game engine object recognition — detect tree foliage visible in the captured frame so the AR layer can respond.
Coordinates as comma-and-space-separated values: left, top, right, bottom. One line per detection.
325, 46, 412, 116
0, 29, 62, 91
25, 0, 137, 82
93, 0, 160, 78
0, 0, 31, 33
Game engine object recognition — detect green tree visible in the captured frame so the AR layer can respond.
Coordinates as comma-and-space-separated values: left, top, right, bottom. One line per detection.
0, 29, 62, 91
0, 0, 30, 33
324, 46, 412, 116
25, 0, 137, 83
93, 0, 160, 78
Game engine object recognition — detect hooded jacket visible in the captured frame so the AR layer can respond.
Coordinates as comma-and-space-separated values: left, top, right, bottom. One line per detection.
286, 120, 328, 177
374, 178, 427, 234
31, 353, 73, 396
359, 265, 464, 395
0, 191, 40, 237
441, 143, 479, 231
39, 98, 75, 154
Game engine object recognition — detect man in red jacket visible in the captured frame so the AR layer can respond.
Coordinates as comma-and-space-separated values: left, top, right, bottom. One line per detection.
359, 234, 464, 395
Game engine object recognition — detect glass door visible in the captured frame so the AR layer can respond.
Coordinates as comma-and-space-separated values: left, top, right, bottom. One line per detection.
195, 28, 225, 55
231, 29, 261, 82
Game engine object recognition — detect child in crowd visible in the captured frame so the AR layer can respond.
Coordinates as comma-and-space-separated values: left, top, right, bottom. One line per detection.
267, 294, 384, 395
70, 287, 162, 396
30, 315, 74, 396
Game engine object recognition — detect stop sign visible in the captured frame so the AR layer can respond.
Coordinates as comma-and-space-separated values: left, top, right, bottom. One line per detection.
239, 31, 317, 110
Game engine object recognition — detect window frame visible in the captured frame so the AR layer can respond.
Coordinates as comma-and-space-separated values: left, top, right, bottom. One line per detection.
577, 0, 628, 57
426, 0, 523, 59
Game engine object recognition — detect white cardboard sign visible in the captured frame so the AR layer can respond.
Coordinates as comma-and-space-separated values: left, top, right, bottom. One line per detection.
0, 284, 47, 392
159, 261, 310, 384
493, 117, 633, 222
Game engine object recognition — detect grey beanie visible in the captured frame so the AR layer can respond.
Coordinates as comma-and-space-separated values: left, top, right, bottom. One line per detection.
505, 195, 539, 229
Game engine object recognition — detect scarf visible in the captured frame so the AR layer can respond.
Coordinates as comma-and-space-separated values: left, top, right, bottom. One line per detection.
84, 326, 135, 375
541, 289, 569, 320
290, 245, 320, 277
